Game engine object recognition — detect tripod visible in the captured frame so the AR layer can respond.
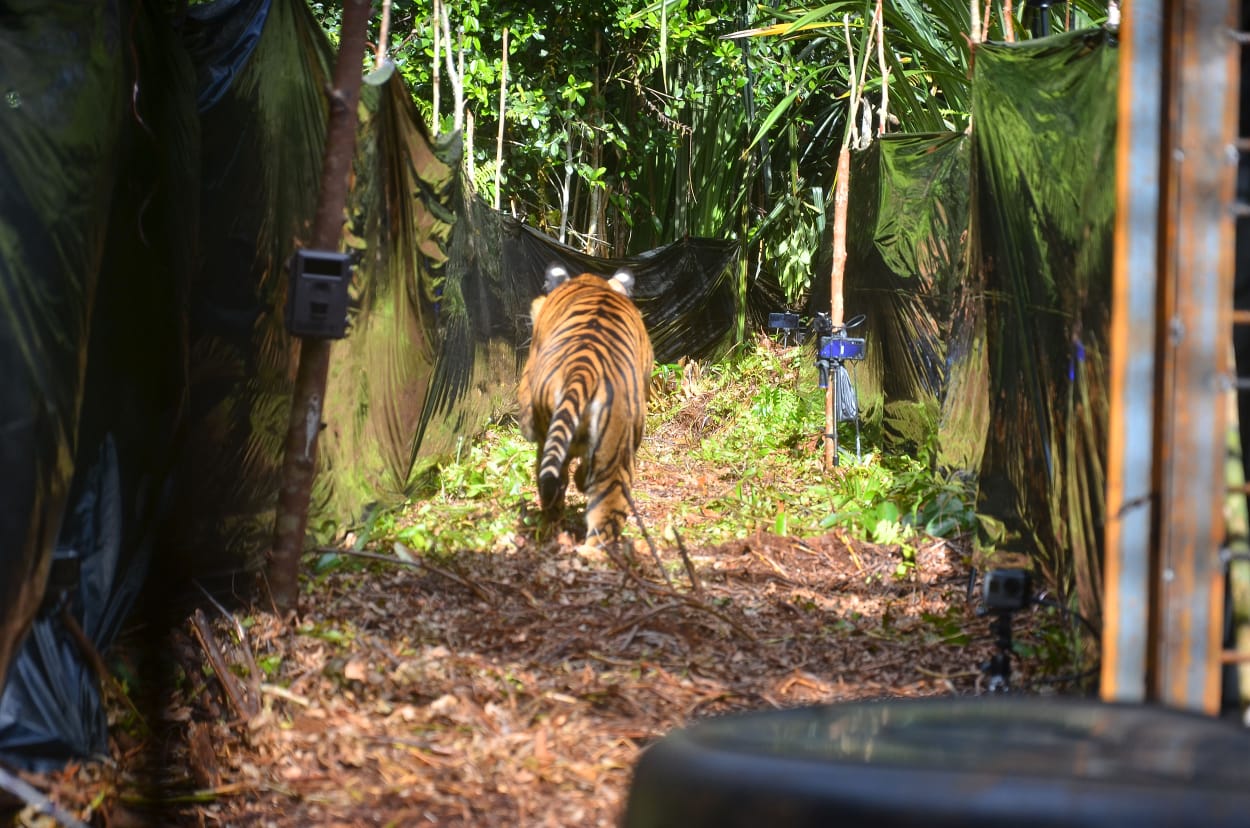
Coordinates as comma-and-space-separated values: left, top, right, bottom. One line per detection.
979, 608, 1017, 693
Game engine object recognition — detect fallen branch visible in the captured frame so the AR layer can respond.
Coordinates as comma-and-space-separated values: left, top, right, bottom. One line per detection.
58, 606, 149, 735
603, 544, 756, 641
0, 766, 90, 828
190, 609, 257, 720
315, 545, 497, 605
260, 683, 311, 707
196, 581, 263, 708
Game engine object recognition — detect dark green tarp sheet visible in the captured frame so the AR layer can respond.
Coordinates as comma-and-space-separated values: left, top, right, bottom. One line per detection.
970, 29, 1117, 620
819, 28, 1116, 621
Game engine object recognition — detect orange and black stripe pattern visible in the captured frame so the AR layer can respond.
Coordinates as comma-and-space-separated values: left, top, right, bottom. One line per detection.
518, 266, 653, 543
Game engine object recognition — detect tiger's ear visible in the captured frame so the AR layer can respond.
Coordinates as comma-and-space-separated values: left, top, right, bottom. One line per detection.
544, 264, 570, 293
608, 268, 634, 297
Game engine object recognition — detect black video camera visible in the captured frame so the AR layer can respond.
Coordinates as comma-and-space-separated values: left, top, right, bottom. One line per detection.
982, 567, 1032, 613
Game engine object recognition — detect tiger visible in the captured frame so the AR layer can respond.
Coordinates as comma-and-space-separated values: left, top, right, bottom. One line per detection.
518, 264, 654, 544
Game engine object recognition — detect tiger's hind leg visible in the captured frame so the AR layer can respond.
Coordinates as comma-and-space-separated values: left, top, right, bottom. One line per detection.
536, 454, 570, 537
581, 468, 632, 548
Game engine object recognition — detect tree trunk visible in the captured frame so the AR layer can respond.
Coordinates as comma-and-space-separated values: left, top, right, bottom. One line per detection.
494, 28, 508, 211
266, 0, 370, 613
431, 0, 440, 135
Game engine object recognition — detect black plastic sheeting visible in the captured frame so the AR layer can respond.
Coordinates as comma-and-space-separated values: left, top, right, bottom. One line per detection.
0, 1, 195, 769
0, 0, 744, 770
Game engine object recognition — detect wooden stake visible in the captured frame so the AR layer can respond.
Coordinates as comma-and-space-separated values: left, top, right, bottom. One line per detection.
826, 148, 850, 470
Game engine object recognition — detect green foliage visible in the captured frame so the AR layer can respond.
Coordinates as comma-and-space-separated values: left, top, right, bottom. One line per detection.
344, 423, 535, 557
333, 341, 979, 578
309, 2, 1114, 308
647, 343, 979, 566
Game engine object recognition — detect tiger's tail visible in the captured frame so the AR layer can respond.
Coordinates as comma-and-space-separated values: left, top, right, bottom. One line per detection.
538, 370, 590, 513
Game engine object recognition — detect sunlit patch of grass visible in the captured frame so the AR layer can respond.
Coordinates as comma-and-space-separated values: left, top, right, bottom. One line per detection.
336, 423, 539, 559
645, 342, 980, 562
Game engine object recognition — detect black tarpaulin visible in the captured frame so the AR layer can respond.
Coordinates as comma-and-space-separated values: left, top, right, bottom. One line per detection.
0, 0, 196, 768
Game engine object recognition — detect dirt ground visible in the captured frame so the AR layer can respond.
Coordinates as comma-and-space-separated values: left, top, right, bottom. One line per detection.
7, 380, 1079, 827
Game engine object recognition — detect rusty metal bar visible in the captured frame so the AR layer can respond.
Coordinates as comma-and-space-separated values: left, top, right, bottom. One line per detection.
1102, 0, 1164, 705
1152, 0, 1239, 714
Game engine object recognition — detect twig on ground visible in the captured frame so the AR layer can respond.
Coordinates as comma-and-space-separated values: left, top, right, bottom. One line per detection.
624, 489, 673, 588
190, 609, 257, 719
603, 544, 756, 641
603, 602, 683, 637
0, 766, 91, 828
671, 524, 702, 594
316, 546, 497, 605
260, 683, 311, 707
196, 581, 263, 707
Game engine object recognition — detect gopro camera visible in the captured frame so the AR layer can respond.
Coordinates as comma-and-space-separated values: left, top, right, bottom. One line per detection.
982, 568, 1032, 612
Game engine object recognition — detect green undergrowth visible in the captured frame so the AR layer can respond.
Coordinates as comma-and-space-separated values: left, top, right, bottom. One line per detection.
646, 345, 978, 569
331, 341, 979, 581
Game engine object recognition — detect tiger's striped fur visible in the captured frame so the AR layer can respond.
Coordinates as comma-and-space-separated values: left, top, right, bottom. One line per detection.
518, 266, 653, 543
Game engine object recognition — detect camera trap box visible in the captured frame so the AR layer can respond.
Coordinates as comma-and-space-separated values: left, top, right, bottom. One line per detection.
983, 568, 1032, 612
768, 312, 801, 330
286, 249, 352, 339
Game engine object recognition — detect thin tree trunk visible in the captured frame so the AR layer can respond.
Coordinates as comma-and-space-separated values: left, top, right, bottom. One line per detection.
431, 0, 440, 135
267, 0, 371, 613
375, 0, 391, 67
494, 28, 508, 211
874, 0, 888, 135
587, 30, 603, 254
439, 4, 464, 133
559, 125, 574, 244
466, 109, 475, 183
1003, 0, 1016, 42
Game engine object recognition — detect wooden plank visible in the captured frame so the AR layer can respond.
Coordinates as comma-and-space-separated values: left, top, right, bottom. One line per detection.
1153, 0, 1239, 714
1102, 0, 1164, 704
